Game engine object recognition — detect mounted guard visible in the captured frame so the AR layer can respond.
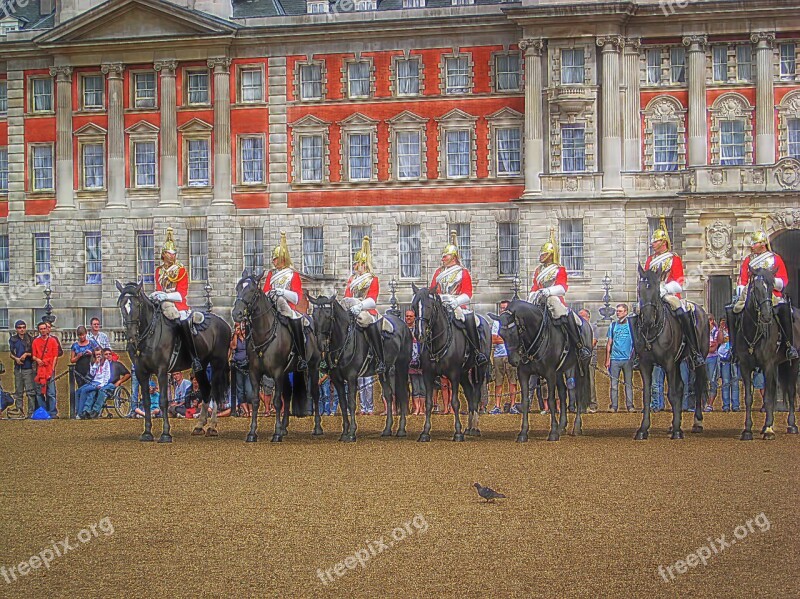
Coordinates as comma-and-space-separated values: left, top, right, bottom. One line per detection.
263, 232, 308, 371
430, 231, 488, 366
644, 216, 705, 368
527, 229, 591, 361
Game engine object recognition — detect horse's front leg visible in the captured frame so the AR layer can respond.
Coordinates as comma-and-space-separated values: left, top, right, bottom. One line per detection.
157, 371, 171, 443
193, 371, 212, 435
271, 375, 284, 443
788, 363, 799, 434
246, 368, 261, 442
517, 368, 530, 443
345, 377, 358, 442
418, 370, 435, 442
310, 367, 323, 437
556, 376, 568, 436
668, 366, 684, 439
395, 367, 409, 438
380, 373, 394, 438
636, 362, 654, 440
763, 369, 777, 440
450, 374, 464, 442
138, 370, 154, 442
332, 378, 348, 441
546, 374, 560, 441
740, 366, 754, 440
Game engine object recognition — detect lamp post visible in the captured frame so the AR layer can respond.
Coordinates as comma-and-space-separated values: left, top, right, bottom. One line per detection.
204, 282, 213, 312
512, 272, 521, 301
598, 273, 614, 322
42, 283, 55, 325
387, 277, 401, 317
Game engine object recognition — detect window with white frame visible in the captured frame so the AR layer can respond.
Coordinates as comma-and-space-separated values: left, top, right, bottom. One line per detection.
396, 130, 422, 180
82, 75, 104, 110
395, 57, 420, 96
355, 0, 376, 9
136, 230, 155, 285
189, 229, 208, 281
239, 67, 263, 103
787, 119, 800, 159
187, 138, 210, 186
451, 0, 474, 5
299, 63, 323, 100
495, 53, 521, 92
561, 48, 585, 84
31, 145, 54, 191
134, 141, 157, 188
31, 77, 53, 112
445, 129, 470, 178
0, 148, 7, 192
561, 124, 586, 172
0, 81, 7, 114
187, 70, 209, 105
239, 136, 265, 184
300, 134, 323, 182
34, 232, 50, 286
0, 234, 8, 285
243, 228, 264, 273
559, 219, 584, 276
736, 45, 752, 82
452, 223, 472, 270
496, 127, 521, 176
348, 133, 372, 181
350, 226, 372, 264
307, 0, 328, 13
81, 143, 105, 189
646, 48, 660, 85
719, 120, 745, 165
653, 122, 679, 171
302, 227, 324, 277
347, 61, 371, 98
780, 43, 796, 79
445, 56, 470, 94
643, 96, 687, 171
0, 308, 7, 329
399, 224, 421, 279
403, 0, 425, 7
498, 222, 519, 276
85, 232, 102, 285
670, 47, 686, 83
712, 46, 728, 82
134, 71, 156, 108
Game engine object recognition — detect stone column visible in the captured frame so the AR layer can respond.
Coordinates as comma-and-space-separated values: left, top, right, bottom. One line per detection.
5, 66, 25, 216
208, 57, 233, 205
519, 38, 545, 195
597, 36, 623, 192
101, 63, 125, 207
623, 38, 641, 172
751, 31, 776, 165
50, 65, 74, 210
683, 35, 708, 167
154, 59, 179, 206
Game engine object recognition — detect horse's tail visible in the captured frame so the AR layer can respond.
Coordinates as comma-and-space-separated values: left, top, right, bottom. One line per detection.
693, 358, 708, 410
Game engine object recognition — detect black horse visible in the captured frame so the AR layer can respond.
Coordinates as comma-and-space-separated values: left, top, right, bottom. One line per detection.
631, 266, 709, 440
410, 284, 491, 442
115, 280, 232, 442
307, 294, 413, 442
231, 271, 322, 443
726, 268, 799, 440
489, 299, 592, 442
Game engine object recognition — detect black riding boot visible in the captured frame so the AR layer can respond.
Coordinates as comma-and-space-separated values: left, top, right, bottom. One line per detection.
290, 318, 308, 371
776, 302, 799, 360
365, 321, 386, 374
725, 305, 738, 364
181, 318, 203, 373
678, 309, 705, 368
464, 314, 488, 366
558, 314, 592, 361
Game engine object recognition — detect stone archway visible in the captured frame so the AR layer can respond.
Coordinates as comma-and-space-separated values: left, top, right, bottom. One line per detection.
771, 228, 800, 306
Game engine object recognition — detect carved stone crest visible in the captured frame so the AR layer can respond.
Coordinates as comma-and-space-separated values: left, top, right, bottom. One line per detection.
771, 209, 800, 230
565, 177, 579, 192
706, 221, 732, 259
711, 170, 724, 186
773, 158, 800, 190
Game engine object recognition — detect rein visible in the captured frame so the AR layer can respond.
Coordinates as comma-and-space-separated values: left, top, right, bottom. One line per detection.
235, 285, 279, 358
417, 294, 453, 363
512, 306, 549, 364
740, 277, 774, 355
316, 302, 357, 370
637, 300, 665, 351
120, 291, 159, 358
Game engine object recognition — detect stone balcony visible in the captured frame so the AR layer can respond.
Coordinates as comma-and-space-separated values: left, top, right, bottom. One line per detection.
546, 85, 597, 117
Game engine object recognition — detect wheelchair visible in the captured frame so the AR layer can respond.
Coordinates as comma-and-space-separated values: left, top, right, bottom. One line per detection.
98, 385, 132, 418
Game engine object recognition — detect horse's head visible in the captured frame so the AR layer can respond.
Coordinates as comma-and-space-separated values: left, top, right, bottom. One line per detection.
488, 303, 522, 367
636, 264, 662, 326
410, 282, 443, 343
115, 279, 150, 344
231, 269, 266, 323
307, 292, 339, 351
747, 267, 775, 323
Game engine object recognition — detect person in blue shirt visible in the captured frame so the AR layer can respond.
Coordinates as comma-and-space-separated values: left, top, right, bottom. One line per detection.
8, 320, 36, 417
135, 380, 162, 418
605, 303, 636, 412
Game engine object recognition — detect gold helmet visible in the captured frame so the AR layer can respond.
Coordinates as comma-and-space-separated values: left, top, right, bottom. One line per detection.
442, 230, 460, 263
353, 236, 374, 273
271, 231, 293, 269
539, 228, 559, 263
161, 227, 178, 256
751, 217, 771, 250
650, 215, 671, 249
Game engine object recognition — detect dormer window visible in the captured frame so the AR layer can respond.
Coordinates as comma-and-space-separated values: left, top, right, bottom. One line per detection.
307, 1, 329, 13
355, 0, 377, 9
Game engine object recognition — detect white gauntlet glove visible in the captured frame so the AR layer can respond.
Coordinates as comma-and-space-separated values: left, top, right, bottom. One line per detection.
150, 291, 167, 302
349, 302, 362, 316
273, 288, 284, 297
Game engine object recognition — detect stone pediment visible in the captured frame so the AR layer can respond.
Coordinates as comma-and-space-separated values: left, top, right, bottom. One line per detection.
125, 120, 160, 135
177, 117, 213, 133
35, 0, 237, 47
290, 114, 331, 128
74, 123, 108, 137
387, 110, 428, 125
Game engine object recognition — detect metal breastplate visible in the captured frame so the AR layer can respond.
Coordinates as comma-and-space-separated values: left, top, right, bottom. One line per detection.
158, 264, 182, 292
349, 274, 373, 300
271, 268, 295, 290
649, 252, 674, 281
536, 264, 560, 288
436, 266, 463, 295
749, 251, 776, 272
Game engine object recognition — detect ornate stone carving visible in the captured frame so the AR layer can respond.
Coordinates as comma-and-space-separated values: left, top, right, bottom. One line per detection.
207, 57, 232, 72
153, 60, 178, 74
715, 95, 749, 119
706, 221, 733, 259
711, 170, 724, 185
518, 38, 545, 55
49, 65, 73, 81
100, 63, 124, 77
681, 34, 708, 49
596, 36, 624, 51
564, 177, 579, 191
771, 208, 800, 230
688, 173, 696, 192
749, 31, 776, 47
653, 175, 667, 190
773, 158, 800, 190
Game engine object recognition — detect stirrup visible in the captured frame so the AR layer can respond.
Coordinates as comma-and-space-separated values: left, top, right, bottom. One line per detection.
474, 352, 489, 366
577, 346, 592, 361
296, 357, 308, 371
191, 357, 203, 373
787, 345, 799, 360
689, 352, 705, 368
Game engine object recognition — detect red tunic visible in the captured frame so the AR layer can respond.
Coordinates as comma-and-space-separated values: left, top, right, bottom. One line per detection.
32, 335, 60, 393
264, 268, 303, 311
645, 251, 685, 299
155, 265, 190, 311
530, 263, 569, 306
430, 266, 473, 308
344, 274, 380, 316
738, 252, 788, 298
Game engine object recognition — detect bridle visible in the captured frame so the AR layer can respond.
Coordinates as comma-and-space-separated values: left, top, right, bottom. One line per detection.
504, 306, 549, 365
312, 298, 356, 369
118, 288, 158, 358
233, 278, 279, 358
637, 275, 666, 351
741, 273, 774, 354
414, 290, 452, 363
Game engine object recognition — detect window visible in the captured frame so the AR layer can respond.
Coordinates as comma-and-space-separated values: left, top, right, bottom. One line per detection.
495, 53, 521, 92
300, 64, 323, 100
561, 49, 585, 84
350, 226, 372, 264
307, 1, 329, 13
0, 148, 7, 192
189, 230, 208, 281
445, 56, 470, 94
187, 70, 209, 105
397, 130, 421, 180
355, 0, 376, 9
0, 234, 8, 285
31, 145, 54, 191
31, 78, 53, 112
240, 68, 263, 103
34, 232, 50, 286
187, 139, 210, 186
302, 227, 324, 277
85, 232, 102, 285
712, 46, 728, 82
653, 122, 679, 171
670, 47, 686, 83
348, 133, 372, 181
646, 49, 660, 85
403, 0, 425, 8
445, 129, 470, 178
347, 62, 371, 98
240, 136, 265, 184
561, 124, 585, 172
498, 222, 519, 276
496, 128, 521, 176
134, 141, 157, 188
736, 45, 752, 81
399, 224, 421, 279
451, 0, 474, 5
82, 75, 104, 110
300, 134, 323, 182
787, 119, 800, 159
82, 143, 105, 189
648, 217, 675, 250
396, 58, 420, 96
559, 219, 584, 276
134, 72, 156, 108
243, 228, 264, 273
452, 223, 471, 270
719, 120, 745, 165
780, 43, 796, 79
136, 230, 155, 285
0, 81, 6, 114
0, 309, 7, 329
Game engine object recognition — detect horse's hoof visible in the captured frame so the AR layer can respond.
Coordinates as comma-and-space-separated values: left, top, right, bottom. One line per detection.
191, 427, 205, 436
547, 432, 560, 442
245, 433, 258, 443
312, 428, 324, 437
396, 430, 407, 438
158, 434, 172, 444
341, 436, 356, 443
339, 434, 348, 442
453, 433, 465, 442
571, 428, 583, 437
271, 435, 283, 443
139, 432, 154, 442
473, 428, 481, 437
763, 427, 776, 441
205, 428, 218, 438
671, 430, 684, 440
787, 425, 799, 434
740, 431, 753, 441
381, 431, 392, 438
691, 425, 703, 434
465, 428, 478, 437
417, 433, 431, 443
516, 434, 528, 443
634, 430, 649, 441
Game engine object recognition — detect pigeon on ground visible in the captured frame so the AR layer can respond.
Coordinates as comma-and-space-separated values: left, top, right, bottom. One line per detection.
473, 482, 506, 502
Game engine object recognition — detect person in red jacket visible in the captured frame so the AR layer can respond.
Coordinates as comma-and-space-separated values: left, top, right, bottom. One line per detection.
645, 217, 704, 367
430, 231, 487, 366
263, 232, 307, 370
32, 321, 60, 416
344, 236, 385, 373
731, 229, 798, 360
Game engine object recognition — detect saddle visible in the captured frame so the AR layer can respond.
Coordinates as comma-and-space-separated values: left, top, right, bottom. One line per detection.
275, 312, 313, 330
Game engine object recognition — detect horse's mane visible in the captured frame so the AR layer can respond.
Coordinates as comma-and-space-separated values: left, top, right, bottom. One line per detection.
749, 267, 775, 288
